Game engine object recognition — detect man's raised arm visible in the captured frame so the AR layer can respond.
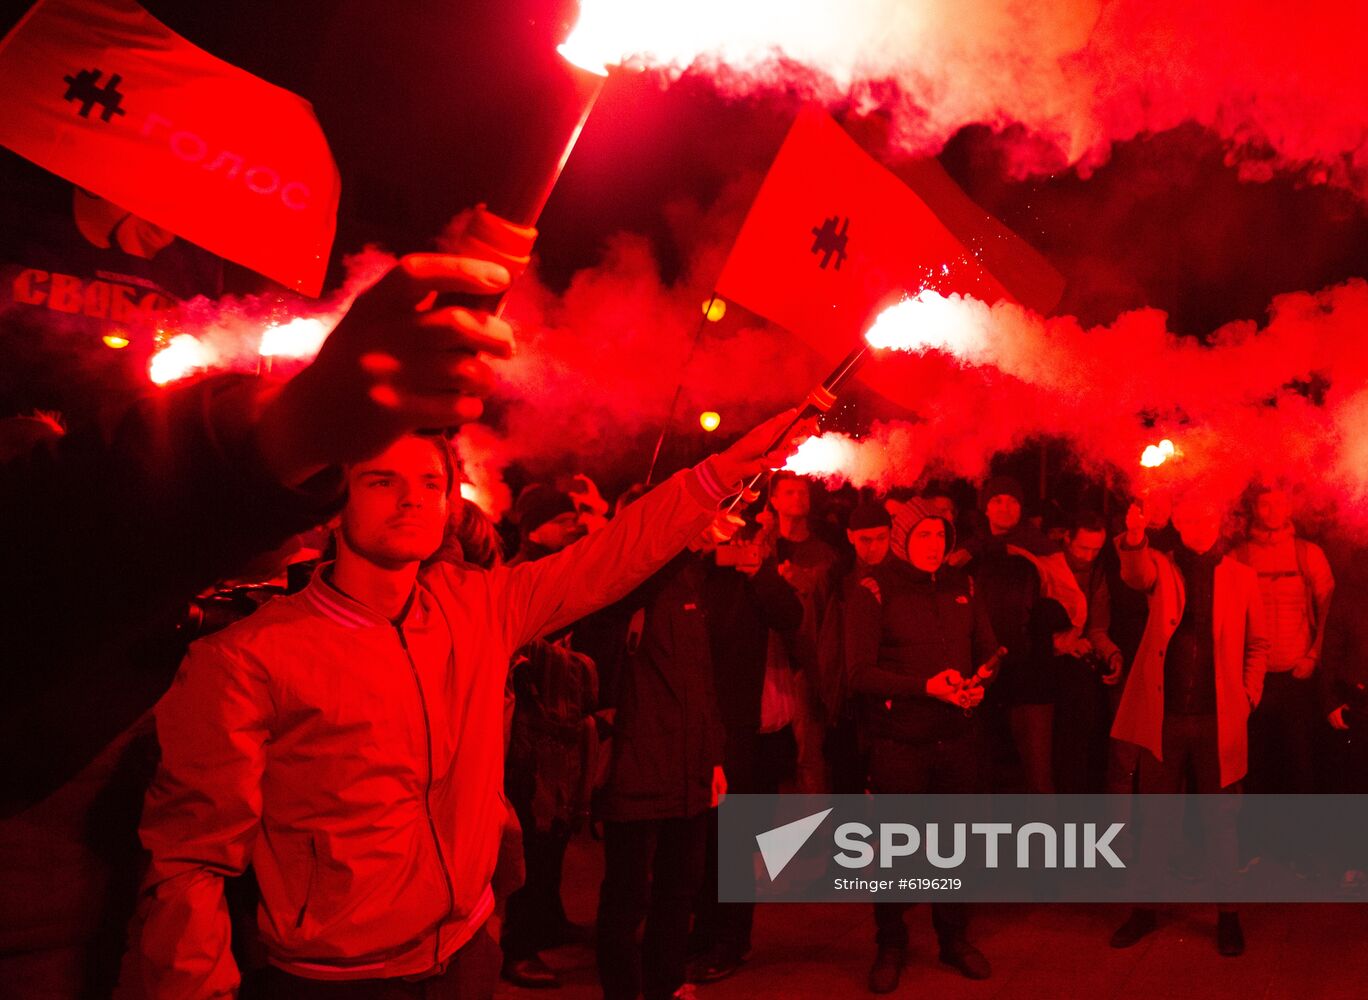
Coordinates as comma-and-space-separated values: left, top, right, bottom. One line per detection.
492, 411, 811, 651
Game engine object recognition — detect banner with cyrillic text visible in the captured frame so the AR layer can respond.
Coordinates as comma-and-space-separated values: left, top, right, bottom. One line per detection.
0, 0, 339, 295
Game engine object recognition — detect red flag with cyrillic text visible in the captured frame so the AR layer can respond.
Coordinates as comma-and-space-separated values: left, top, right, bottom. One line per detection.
715, 107, 1063, 403
0, 0, 339, 295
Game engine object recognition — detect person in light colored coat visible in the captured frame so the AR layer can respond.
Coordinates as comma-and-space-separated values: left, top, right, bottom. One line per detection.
1109, 492, 1269, 959
1111, 502, 1269, 790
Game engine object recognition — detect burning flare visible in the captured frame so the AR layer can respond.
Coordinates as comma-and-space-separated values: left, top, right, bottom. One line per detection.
149, 335, 213, 386
1140, 438, 1178, 468
552, 0, 1368, 194
783, 433, 858, 478
259, 317, 331, 360
864, 289, 984, 356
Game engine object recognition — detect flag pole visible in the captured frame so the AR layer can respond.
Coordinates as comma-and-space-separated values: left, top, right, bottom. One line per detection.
644, 292, 718, 485
722, 340, 874, 512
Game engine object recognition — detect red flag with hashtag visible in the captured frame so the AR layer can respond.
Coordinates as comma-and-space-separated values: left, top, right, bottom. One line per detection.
0, 0, 339, 295
715, 107, 1063, 394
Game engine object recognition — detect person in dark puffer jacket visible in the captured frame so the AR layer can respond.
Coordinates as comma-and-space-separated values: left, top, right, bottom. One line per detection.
846, 498, 1001, 994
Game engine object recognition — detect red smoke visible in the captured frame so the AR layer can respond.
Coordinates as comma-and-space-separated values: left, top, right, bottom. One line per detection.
146, 246, 395, 383
569, 0, 1368, 193
142, 0, 1368, 524
150, 187, 1368, 528
786, 282, 1368, 525
481, 181, 815, 484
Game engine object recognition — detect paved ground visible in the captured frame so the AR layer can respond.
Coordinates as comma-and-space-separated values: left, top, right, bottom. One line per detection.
497, 832, 1368, 1000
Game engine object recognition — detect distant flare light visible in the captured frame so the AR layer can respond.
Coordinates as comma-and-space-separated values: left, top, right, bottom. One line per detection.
101, 332, 130, 350
149, 334, 212, 386
702, 297, 727, 322
699, 410, 721, 432
1140, 439, 1178, 468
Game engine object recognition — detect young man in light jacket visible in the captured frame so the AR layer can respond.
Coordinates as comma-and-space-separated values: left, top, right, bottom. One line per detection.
1108, 492, 1269, 958
131, 413, 806, 1000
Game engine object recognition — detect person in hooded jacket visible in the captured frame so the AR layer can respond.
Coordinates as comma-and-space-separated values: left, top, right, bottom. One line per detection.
845, 498, 1002, 994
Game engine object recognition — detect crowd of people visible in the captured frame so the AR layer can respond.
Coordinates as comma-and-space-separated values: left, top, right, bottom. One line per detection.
450, 463, 1358, 996
483, 464, 1357, 997
0, 64, 1360, 1000
58, 435, 1368, 999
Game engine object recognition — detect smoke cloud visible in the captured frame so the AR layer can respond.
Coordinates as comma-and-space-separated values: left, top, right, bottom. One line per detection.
482, 181, 814, 488
147, 0, 1368, 524
785, 281, 1368, 523
153, 191, 1368, 529
570, 0, 1368, 193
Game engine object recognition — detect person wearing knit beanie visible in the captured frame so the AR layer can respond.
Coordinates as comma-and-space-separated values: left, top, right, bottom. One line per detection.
847, 495, 996, 991
847, 501, 893, 571
848, 500, 891, 532
978, 476, 1027, 548
979, 475, 1025, 512
512, 484, 582, 562
890, 497, 956, 569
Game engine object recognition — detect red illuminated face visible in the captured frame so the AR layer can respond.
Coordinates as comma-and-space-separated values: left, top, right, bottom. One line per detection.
770, 477, 811, 518
905, 518, 947, 573
529, 511, 586, 553
1067, 527, 1106, 565
1172, 500, 1222, 555
847, 526, 891, 567
1254, 490, 1291, 533
985, 494, 1021, 534
340, 436, 450, 569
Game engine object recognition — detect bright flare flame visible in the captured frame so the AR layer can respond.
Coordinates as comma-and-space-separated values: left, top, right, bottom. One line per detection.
1140, 439, 1178, 468
557, 41, 612, 76
783, 433, 857, 477
557, 7, 614, 79
554, 1, 880, 86
863, 289, 980, 355
149, 335, 212, 386
702, 297, 727, 322
101, 333, 130, 350
699, 410, 721, 432
260, 317, 330, 359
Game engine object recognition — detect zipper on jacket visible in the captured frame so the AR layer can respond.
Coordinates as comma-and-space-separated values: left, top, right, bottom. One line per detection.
396, 621, 457, 969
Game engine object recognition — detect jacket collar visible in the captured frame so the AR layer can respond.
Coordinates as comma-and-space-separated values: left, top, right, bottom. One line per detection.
304, 561, 419, 630
886, 558, 940, 587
